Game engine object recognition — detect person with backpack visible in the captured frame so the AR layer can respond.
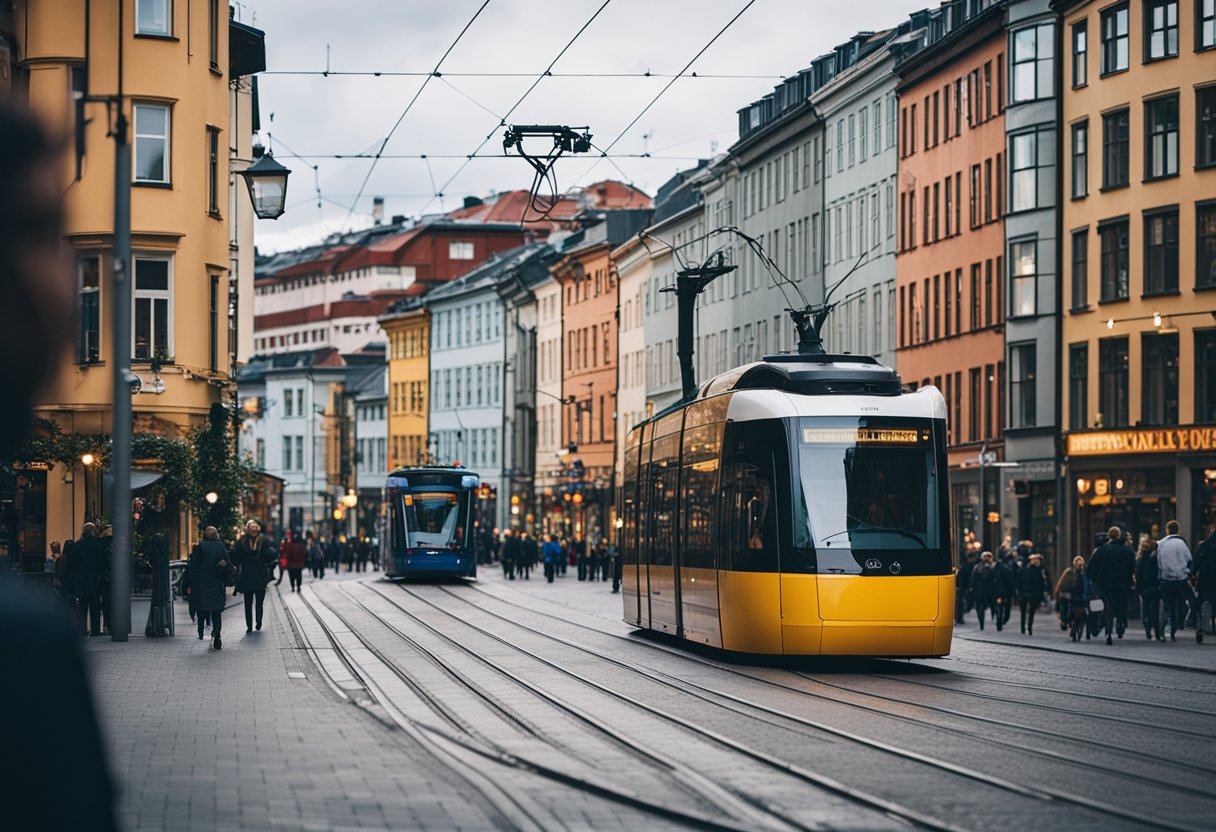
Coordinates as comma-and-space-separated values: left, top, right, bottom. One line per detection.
1135, 538, 1162, 641
1087, 526, 1136, 645
969, 552, 997, 630
1157, 520, 1193, 642
188, 526, 230, 649
1017, 553, 1048, 635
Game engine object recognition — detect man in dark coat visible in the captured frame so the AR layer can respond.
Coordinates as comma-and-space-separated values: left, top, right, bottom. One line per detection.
1087, 525, 1136, 645
520, 532, 537, 580
234, 520, 276, 632
356, 537, 372, 573
992, 555, 1015, 631
189, 527, 230, 648
955, 551, 976, 623
325, 534, 342, 572
1194, 525, 1216, 642
68, 523, 106, 636
502, 530, 521, 580
0, 102, 118, 831
969, 552, 997, 630
1016, 553, 1048, 635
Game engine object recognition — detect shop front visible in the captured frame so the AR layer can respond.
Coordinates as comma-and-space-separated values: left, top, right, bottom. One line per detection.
1064, 427, 1216, 558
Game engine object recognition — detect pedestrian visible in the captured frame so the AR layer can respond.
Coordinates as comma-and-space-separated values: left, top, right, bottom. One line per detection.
596, 538, 610, 581
189, 526, 230, 649
326, 534, 342, 573
1054, 555, 1093, 640
969, 552, 997, 630
573, 535, 588, 581
1157, 520, 1193, 642
54, 539, 73, 601
341, 537, 355, 573
955, 551, 976, 624
519, 532, 537, 580
502, 530, 520, 580
1087, 526, 1136, 645
356, 537, 371, 573
558, 536, 569, 576
307, 532, 325, 580
992, 553, 1014, 631
1194, 523, 1216, 643
67, 523, 105, 637
276, 530, 291, 586
1017, 553, 1047, 635
45, 541, 60, 573
233, 520, 276, 633
1135, 538, 1162, 641
542, 534, 562, 583
610, 539, 622, 592
284, 530, 307, 591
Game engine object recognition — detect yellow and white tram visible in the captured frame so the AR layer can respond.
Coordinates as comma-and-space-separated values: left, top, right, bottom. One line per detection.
619, 354, 954, 656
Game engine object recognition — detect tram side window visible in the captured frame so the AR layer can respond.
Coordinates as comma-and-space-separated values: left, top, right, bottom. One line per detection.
622, 438, 640, 567
719, 454, 780, 573
681, 423, 721, 570
647, 435, 680, 567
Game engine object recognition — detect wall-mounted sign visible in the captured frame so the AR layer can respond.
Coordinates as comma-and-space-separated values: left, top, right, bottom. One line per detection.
1067, 427, 1216, 457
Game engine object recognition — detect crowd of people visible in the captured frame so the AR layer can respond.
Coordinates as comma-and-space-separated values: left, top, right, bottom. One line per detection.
955, 523, 1216, 646
478, 529, 622, 588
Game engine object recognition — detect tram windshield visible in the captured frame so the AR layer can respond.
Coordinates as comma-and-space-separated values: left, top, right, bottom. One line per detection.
794, 417, 945, 574
400, 490, 470, 549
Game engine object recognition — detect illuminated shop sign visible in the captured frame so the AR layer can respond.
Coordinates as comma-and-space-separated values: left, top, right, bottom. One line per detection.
801, 428, 926, 445
1067, 427, 1216, 456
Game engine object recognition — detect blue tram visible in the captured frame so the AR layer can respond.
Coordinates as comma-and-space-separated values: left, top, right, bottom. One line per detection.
383, 467, 479, 579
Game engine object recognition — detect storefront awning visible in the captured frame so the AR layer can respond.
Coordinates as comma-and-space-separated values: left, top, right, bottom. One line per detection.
131, 470, 165, 492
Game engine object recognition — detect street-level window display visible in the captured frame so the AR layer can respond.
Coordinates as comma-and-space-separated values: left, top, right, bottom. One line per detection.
133, 256, 171, 361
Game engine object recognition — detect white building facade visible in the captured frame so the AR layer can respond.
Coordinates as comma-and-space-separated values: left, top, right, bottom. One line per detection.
533, 272, 565, 530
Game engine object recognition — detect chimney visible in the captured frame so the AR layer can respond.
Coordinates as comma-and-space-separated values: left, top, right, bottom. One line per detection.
372, 197, 385, 225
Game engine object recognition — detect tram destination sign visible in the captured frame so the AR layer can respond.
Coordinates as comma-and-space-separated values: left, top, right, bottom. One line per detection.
1067, 426, 1216, 456
801, 428, 926, 445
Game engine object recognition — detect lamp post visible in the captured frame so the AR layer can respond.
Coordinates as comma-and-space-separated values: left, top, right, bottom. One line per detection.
204, 491, 218, 527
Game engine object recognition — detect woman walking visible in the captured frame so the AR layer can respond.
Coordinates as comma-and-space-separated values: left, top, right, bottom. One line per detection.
284, 531, 307, 591
307, 531, 326, 580
1135, 539, 1162, 641
1057, 555, 1093, 641
234, 520, 277, 633
189, 527, 230, 649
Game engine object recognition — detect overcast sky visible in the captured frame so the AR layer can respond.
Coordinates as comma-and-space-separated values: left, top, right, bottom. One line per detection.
243, 0, 930, 253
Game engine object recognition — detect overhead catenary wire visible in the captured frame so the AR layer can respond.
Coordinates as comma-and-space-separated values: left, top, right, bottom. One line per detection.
342, 0, 493, 231
417, 0, 616, 218
262, 69, 786, 79
571, 0, 757, 189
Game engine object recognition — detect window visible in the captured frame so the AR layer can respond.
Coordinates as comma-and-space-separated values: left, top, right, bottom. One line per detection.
1011, 23, 1054, 103
1009, 343, 1036, 428
1145, 95, 1179, 179
1141, 332, 1179, 426
1072, 121, 1088, 198
848, 114, 856, 166
1069, 343, 1089, 429
859, 107, 868, 161
1144, 208, 1179, 294
1009, 128, 1054, 212
969, 368, 982, 441
78, 254, 101, 363
282, 440, 291, 472
206, 126, 220, 215
1099, 337, 1130, 427
836, 120, 844, 172
449, 241, 474, 260
1101, 3, 1129, 74
1144, 0, 1178, 60
1072, 228, 1089, 309
133, 103, 170, 183
1010, 240, 1037, 317
873, 100, 882, 154
136, 0, 170, 36
1102, 109, 1129, 189
1201, 0, 1216, 49
969, 164, 980, 228
209, 274, 220, 372
887, 94, 897, 148
1073, 21, 1089, 87
1196, 86, 1216, 168
208, 0, 221, 69
1200, 201, 1216, 289
1198, 330, 1216, 422
295, 437, 304, 472
133, 256, 171, 361
1099, 219, 1130, 301
970, 263, 982, 330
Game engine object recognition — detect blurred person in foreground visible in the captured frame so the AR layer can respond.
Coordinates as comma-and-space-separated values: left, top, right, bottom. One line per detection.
0, 104, 118, 830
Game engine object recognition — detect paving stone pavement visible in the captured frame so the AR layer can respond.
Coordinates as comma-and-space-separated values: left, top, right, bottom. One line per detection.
82, 578, 509, 831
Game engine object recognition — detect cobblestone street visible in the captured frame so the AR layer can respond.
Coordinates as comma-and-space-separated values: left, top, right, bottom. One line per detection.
80, 569, 1216, 830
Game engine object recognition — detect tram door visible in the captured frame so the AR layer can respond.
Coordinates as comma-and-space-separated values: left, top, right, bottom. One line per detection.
678, 400, 726, 648
645, 412, 684, 636
621, 427, 643, 626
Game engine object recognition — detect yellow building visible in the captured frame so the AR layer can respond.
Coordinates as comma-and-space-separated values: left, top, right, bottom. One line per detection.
6, 1, 265, 566
380, 299, 431, 469
1058, 0, 1216, 553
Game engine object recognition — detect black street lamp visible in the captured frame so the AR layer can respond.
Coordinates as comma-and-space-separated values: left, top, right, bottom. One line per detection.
241, 145, 291, 220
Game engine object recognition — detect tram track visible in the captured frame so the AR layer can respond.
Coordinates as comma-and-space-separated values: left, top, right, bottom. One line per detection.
448, 580, 1216, 815
332, 583, 811, 832
390, 581, 1213, 832
294, 585, 769, 832
365, 580, 982, 832
941, 652, 1216, 695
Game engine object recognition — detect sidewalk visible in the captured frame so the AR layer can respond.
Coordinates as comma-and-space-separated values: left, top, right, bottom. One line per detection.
81, 577, 502, 831
952, 611, 1216, 674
